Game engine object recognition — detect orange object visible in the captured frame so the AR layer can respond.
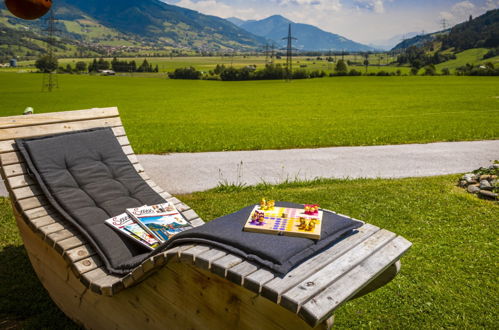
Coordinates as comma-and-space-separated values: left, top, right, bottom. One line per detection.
5, 0, 52, 20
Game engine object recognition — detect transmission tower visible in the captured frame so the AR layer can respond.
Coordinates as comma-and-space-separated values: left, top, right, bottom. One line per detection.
441, 18, 448, 30
42, 8, 59, 92
270, 43, 275, 64
282, 24, 297, 81
264, 44, 269, 64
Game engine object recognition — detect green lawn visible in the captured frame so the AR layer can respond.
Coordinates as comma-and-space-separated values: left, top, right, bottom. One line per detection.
0, 73, 498, 153
1, 175, 497, 328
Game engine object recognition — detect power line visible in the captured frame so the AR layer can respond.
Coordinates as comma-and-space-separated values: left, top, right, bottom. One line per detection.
282, 24, 297, 81
42, 8, 59, 92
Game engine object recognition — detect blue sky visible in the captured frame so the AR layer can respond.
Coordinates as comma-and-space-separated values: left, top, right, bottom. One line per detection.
163, 0, 498, 44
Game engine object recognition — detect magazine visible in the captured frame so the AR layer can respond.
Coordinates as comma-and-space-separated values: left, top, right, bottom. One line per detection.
105, 212, 160, 250
126, 202, 193, 242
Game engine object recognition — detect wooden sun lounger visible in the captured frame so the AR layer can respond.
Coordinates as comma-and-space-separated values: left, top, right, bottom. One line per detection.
0, 107, 412, 329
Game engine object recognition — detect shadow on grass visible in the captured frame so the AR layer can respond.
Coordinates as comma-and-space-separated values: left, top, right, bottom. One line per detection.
0, 244, 79, 329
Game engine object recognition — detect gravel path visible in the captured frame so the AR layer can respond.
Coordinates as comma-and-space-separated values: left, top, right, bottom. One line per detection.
1, 140, 498, 197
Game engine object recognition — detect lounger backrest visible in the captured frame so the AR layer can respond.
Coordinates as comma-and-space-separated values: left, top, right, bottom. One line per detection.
0, 107, 203, 296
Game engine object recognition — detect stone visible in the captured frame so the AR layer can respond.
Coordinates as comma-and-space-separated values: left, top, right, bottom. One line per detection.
492, 163, 499, 169
467, 185, 480, 194
480, 175, 491, 181
459, 180, 467, 188
479, 190, 498, 199
480, 180, 491, 189
463, 173, 476, 181
491, 180, 497, 186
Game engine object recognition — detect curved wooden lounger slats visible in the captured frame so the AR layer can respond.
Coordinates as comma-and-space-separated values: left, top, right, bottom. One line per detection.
0, 107, 412, 329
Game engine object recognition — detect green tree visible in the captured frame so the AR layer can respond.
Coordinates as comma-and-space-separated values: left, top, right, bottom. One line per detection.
423, 64, 436, 76
410, 66, 419, 75
35, 55, 58, 73
335, 59, 348, 76
75, 61, 87, 73
441, 67, 451, 75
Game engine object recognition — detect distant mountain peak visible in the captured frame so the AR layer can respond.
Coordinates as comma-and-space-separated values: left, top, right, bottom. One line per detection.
265, 15, 293, 23
238, 15, 372, 51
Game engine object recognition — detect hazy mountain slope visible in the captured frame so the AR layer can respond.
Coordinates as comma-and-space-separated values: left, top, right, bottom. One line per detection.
238, 15, 372, 51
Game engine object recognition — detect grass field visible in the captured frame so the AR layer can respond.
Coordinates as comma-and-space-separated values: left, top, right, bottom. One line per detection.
0, 175, 497, 328
436, 48, 499, 71
8, 55, 407, 74
1, 72, 498, 154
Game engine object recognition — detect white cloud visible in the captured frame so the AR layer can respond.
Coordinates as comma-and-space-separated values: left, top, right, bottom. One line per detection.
171, 0, 257, 19
354, 0, 393, 14
439, 1, 479, 25
484, 0, 499, 10
451, 1, 475, 17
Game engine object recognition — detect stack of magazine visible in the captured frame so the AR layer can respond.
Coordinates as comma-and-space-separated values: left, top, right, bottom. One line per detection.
105, 202, 193, 250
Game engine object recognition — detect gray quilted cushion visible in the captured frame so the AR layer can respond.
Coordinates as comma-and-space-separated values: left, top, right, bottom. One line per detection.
17, 127, 165, 275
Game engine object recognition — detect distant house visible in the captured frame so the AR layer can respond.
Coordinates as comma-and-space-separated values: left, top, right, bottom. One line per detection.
9, 59, 17, 67
99, 70, 116, 76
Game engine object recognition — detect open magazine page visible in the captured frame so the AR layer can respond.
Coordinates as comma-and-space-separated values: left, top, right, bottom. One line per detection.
127, 202, 193, 242
105, 212, 160, 249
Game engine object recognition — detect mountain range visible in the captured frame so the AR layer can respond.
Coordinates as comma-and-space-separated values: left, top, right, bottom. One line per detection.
0, 0, 266, 53
228, 15, 373, 52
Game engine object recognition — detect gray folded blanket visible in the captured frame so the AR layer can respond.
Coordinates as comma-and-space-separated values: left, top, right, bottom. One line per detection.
163, 202, 363, 275
17, 127, 363, 276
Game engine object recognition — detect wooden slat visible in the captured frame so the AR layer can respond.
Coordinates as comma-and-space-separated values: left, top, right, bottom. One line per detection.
194, 248, 227, 270
226, 261, 259, 285
181, 209, 198, 221
159, 191, 172, 200
299, 237, 412, 327
166, 197, 181, 205
244, 269, 276, 294
6, 174, 35, 189
116, 135, 130, 147
55, 235, 86, 255
0, 151, 23, 166
0, 107, 119, 129
38, 222, 66, 237
46, 228, 79, 247
261, 224, 379, 303
174, 202, 190, 212
189, 218, 205, 227
30, 214, 56, 228
80, 267, 124, 296
111, 126, 126, 138
64, 244, 95, 263
0, 117, 123, 141
0, 139, 16, 154
72, 255, 103, 276
17, 195, 48, 211
122, 145, 134, 155
279, 230, 396, 312
2, 163, 27, 178
211, 254, 244, 278
24, 206, 52, 220
12, 185, 42, 200
179, 245, 211, 263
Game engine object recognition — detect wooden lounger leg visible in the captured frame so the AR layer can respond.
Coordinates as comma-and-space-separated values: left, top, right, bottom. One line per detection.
351, 260, 401, 300
319, 315, 335, 329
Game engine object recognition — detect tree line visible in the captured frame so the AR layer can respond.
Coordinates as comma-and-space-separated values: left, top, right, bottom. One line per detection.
35, 56, 159, 73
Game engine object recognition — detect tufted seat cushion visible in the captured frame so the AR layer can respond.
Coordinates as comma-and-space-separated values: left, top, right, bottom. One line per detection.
17, 128, 165, 275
